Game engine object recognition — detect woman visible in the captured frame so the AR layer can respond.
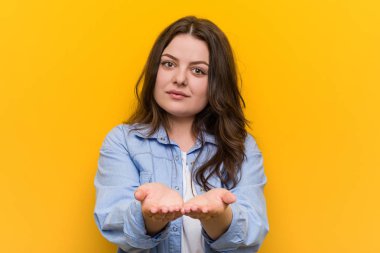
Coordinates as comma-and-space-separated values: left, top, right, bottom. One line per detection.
94, 16, 269, 253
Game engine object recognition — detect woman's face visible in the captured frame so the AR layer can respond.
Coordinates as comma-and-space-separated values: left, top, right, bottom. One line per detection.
154, 34, 209, 121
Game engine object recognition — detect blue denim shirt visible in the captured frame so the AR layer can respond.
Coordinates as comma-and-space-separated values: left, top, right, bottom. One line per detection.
94, 124, 269, 252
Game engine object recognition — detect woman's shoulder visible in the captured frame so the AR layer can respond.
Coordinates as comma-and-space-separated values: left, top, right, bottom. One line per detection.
101, 123, 151, 146
244, 132, 262, 154
106, 123, 152, 138
99, 123, 160, 157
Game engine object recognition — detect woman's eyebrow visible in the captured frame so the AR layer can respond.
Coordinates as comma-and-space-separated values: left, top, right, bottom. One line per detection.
161, 53, 209, 66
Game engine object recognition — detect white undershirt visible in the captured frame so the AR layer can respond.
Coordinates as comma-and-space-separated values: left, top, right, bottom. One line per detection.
181, 151, 204, 253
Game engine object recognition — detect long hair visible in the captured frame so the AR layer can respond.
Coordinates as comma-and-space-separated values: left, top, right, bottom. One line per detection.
125, 16, 248, 191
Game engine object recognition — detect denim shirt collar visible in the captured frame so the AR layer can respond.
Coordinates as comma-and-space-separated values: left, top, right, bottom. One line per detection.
130, 123, 217, 146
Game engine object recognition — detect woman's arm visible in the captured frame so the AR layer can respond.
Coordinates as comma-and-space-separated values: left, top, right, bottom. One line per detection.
183, 134, 269, 252
94, 125, 170, 251
208, 134, 269, 251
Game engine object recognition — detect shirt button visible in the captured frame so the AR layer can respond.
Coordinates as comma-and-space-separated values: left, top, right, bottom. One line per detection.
175, 155, 179, 161
172, 226, 178, 232
174, 186, 179, 191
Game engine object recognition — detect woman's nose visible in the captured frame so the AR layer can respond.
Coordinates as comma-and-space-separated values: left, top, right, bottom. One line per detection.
173, 67, 188, 86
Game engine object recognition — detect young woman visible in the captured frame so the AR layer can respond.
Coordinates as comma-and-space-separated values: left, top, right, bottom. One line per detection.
94, 16, 269, 253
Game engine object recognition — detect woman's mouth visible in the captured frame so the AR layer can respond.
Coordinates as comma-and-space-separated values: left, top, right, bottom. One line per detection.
166, 90, 189, 99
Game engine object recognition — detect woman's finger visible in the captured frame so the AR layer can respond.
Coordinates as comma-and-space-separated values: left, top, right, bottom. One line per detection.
134, 187, 148, 202
221, 192, 236, 204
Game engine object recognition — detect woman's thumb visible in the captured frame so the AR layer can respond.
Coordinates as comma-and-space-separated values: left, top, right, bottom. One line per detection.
134, 187, 148, 202
221, 192, 236, 205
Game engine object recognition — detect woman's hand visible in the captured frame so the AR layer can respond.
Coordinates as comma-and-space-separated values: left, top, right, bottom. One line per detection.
182, 188, 236, 239
134, 183, 183, 235
182, 188, 236, 220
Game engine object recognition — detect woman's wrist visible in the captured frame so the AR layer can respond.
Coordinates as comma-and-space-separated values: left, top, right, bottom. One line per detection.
200, 205, 233, 240
143, 215, 170, 236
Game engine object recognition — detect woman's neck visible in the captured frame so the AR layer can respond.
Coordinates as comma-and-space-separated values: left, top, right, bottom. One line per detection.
167, 116, 196, 153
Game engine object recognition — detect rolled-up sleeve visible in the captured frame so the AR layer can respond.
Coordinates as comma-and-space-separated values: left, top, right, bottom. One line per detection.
202, 134, 269, 252
94, 125, 170, 251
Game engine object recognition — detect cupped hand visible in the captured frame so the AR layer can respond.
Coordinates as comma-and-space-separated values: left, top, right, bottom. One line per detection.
134, 183, 184, 223
182, 188, 236, 221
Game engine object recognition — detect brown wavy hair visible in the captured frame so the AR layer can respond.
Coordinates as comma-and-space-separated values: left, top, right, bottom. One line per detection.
125, 16, 248, 191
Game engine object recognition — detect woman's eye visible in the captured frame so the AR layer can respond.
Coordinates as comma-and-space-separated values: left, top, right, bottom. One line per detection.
192, 67, 207, 75
161, 61, 175, 68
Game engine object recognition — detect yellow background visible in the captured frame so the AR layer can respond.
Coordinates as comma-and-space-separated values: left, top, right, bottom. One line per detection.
1, 0, 379, 252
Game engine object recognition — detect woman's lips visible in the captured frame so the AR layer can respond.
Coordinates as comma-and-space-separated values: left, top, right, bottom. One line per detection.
166, 90, 189, 99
